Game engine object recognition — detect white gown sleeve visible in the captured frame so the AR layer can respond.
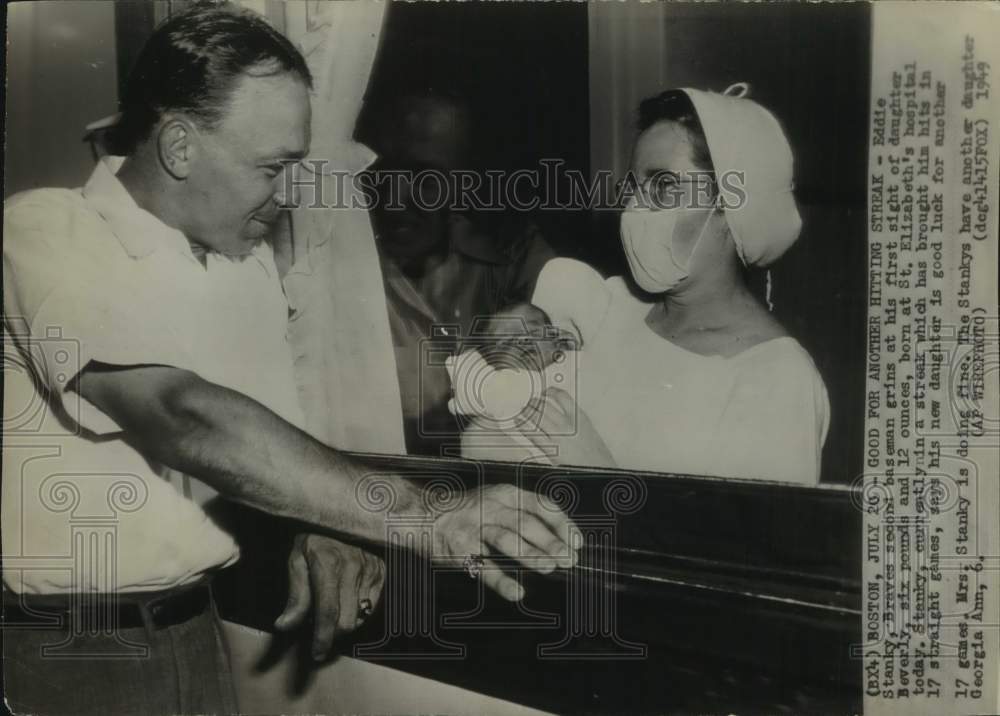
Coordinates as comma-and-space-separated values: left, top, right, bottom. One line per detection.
708, 342, 830, 485
530, 258, 611, 348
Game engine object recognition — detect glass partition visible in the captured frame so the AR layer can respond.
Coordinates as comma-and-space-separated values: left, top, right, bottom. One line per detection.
353, 2, 870, 486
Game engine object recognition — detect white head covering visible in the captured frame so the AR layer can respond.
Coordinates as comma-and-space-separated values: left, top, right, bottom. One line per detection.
678, 83, 802, 267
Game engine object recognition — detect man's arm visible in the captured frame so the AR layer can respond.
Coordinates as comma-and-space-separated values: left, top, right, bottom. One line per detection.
76, 363, 418, 543
76, 362, 579, 601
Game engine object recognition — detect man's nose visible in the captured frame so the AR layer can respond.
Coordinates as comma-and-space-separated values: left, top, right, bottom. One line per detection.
274, 185, 298, 210
274, 166, 302, 209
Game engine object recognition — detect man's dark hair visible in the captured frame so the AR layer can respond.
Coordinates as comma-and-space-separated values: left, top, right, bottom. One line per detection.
637, 90, 714, 172
110, 3, 313, 154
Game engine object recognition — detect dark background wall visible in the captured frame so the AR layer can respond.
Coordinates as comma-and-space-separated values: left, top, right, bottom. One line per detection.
358, 1, 593, 265
4, 1, 119, 197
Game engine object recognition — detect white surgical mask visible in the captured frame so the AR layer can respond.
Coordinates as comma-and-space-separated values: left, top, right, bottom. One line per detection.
619, 207, 712, 293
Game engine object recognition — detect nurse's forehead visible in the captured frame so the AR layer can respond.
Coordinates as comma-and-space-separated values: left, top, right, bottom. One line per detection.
632, 120, 698, 172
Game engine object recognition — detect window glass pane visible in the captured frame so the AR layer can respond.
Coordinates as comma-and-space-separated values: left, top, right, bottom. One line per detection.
360, 2, 868, 486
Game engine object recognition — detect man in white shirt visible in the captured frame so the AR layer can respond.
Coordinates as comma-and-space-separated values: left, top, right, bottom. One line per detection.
2, 6, 577, 714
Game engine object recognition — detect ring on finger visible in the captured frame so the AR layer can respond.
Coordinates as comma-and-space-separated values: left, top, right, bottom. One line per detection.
463, 554, 485, 579
358, 598, 374, 618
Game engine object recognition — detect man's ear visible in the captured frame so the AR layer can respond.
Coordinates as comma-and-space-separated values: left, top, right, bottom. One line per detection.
157, 117, 196, 180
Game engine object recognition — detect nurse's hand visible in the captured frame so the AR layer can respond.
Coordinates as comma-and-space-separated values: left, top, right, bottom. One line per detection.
274, 533, 385, 661
524, 388, 617, 468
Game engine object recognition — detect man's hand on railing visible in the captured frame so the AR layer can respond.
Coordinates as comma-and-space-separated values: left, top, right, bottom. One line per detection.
430, 484, 581, 602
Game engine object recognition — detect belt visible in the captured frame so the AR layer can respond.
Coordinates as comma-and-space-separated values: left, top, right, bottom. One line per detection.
2, 579, 213, 631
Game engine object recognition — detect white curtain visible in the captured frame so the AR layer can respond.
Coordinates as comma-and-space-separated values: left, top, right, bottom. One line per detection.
222, 4, 422, 713
281, 0, 408, 455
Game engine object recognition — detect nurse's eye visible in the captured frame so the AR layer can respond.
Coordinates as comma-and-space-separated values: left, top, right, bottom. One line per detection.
647, 171, 717, 210
647, 173, 685, 207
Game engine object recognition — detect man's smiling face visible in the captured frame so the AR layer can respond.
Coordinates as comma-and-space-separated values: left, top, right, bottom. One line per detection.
184, 71, 311, 256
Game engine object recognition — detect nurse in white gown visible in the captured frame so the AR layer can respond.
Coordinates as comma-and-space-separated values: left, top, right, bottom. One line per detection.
460, 84, 829, 485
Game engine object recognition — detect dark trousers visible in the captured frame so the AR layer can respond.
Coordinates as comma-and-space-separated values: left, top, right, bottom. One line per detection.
3, 588, 238, 716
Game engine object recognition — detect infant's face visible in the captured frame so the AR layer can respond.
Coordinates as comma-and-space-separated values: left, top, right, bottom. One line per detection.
480, 303, 577, 370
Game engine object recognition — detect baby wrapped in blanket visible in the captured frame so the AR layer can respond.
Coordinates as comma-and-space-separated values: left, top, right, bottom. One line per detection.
447, 257, 829, 482
446, 299, 581, 465
446, 259, 593, 464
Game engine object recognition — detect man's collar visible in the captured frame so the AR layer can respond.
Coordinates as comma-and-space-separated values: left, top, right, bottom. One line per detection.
82, 156, 195, 260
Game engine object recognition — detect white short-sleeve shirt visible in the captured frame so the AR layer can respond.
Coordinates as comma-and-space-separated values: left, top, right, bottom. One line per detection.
3, 157, 304, 594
